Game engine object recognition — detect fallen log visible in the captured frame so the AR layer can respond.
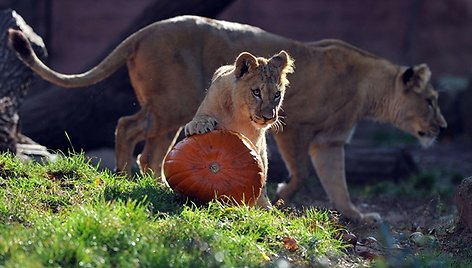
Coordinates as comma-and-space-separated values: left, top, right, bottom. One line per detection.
0, 8, 50, 159
267, 138, 418, 183
456, 177, 472, 232
344, 146, 418, 182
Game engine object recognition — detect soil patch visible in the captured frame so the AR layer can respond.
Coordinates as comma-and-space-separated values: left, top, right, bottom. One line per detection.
276, 139, 472, 263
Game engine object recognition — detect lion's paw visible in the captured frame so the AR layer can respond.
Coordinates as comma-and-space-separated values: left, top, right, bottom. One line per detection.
360, 212, 382, 225
184, 117, 218, 136
337, 203, 382, 225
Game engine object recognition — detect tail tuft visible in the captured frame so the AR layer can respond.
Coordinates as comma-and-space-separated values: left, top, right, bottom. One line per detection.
7, 28, 34, 63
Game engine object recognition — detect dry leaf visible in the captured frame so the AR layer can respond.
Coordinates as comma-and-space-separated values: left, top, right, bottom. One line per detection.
282, 236, 299, 251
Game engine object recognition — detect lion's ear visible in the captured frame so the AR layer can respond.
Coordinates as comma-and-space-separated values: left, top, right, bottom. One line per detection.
269, 50, 294, 75
234, 52, 258, 79
402, 64, 431, 93
269, 50, 294, 87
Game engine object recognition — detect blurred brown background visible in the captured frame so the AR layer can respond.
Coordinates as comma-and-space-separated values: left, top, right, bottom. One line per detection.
3, 0, 470, 75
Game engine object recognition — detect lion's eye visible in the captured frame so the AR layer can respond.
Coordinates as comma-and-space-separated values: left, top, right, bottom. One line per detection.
252, 88, 261, 98
274, 91, 281, 100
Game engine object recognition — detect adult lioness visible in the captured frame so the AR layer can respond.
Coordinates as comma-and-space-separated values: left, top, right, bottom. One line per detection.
185, 50, 293, 208
8, 15, 446, 223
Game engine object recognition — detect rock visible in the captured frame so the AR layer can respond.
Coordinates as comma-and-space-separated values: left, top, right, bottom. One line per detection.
340, 230, 357, 249
455, 177, 472, 231
355, 245, 380, 260
409, 231, 435, 247
356, 236, 383, 260
361, 236, 379, 246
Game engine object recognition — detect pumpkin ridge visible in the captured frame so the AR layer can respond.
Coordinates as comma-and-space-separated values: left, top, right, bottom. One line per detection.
166, 169, 202, 188
184, 178, 217, 202
164, 165, 206, 181
171, 172, 206, 195
172, 143, 207, 162
217, 168, 256, 193
192, 132, 215, 157
165, 153, 206, 167
218, 166, 259, 173
215, 168, 238, 186
197, 133, 225, 164
177, 135, 211, 158
226, 148, 252, 161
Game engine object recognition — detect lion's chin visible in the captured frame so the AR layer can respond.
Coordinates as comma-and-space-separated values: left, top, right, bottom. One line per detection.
417, 130, 437, 148
419, 136, 436, 148
251, 121, 269, 129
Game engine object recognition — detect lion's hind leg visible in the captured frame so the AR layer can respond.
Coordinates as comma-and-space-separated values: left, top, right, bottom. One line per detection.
115, 108, 149, 175
138, 127, 183, 179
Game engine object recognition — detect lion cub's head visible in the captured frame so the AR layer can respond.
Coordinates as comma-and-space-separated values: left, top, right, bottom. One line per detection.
214, 50, 294, 130
394, 64, 447, 147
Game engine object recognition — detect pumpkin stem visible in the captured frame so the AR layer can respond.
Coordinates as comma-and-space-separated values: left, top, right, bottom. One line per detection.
208, 162, 220, 174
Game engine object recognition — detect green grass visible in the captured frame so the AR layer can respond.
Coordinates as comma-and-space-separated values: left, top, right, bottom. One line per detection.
0, 152, 345, 267
357, 169, 460, 199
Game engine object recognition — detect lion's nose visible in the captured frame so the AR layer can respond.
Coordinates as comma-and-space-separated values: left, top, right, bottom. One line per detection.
261, 108, 275, 121
262, 115, 273, 121
438, 114, 447, 129
440, 121, 448, 129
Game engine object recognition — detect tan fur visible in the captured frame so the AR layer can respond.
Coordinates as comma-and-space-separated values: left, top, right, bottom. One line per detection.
8, 16, 447, 223
184, 51, 293, 208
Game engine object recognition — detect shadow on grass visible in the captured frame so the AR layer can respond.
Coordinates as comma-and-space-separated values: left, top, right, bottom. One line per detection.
103, 183, 186, 216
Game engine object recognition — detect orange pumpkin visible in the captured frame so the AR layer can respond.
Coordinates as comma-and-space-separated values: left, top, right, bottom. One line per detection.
163, 130, 264, 205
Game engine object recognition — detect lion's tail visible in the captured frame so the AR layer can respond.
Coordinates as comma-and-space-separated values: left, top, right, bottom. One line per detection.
7, 28, 131, 88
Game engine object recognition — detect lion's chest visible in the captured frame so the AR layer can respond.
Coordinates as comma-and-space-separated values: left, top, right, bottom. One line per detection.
217, 118, 262, 150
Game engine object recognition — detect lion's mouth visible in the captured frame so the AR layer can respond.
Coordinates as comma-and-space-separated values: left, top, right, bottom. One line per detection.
418, 131, 429, 138
250, 115, 274, 126
417, 129, 438, 148
417, 128, 439, 138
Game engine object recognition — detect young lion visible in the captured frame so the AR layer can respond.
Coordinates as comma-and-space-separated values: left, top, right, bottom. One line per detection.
184, 51, 294, 207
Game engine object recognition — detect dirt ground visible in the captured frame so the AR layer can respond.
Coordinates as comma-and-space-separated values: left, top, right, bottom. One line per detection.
279, 139, 472, 263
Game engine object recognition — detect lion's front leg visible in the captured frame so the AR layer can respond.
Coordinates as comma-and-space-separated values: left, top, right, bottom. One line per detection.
308, 143, 381, 224
184, 115, 218, 136
255, 138, 272, 209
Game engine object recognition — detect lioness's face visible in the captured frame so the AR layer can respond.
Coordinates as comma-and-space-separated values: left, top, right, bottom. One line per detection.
232, 51, 293, 129
396, 65, 447, 147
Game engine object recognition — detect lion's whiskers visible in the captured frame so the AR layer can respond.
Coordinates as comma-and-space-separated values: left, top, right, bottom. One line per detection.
271, 116, 285, 133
